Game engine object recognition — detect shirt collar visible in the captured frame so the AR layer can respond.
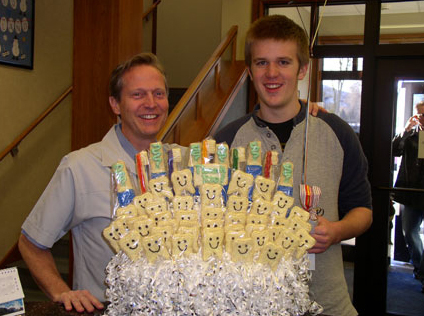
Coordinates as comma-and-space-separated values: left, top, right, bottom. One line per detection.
252, 100, 307, 127
115, 124, 138, 160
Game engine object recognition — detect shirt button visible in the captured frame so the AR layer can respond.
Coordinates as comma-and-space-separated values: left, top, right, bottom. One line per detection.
271, 145, 276, 150
266, 132, 271, 138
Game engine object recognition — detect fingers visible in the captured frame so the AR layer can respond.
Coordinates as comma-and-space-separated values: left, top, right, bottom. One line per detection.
59, 290, 104, 313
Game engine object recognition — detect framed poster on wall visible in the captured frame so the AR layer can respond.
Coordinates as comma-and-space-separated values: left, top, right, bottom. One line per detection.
0, 0, 34, 69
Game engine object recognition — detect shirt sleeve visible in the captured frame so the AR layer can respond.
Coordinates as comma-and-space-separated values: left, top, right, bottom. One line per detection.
21, 156, 76, 248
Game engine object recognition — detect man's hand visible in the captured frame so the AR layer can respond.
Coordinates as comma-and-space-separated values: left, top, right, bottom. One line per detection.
303, 100, 327, 117
54, 289, 104, 313
308, 216, 341, 254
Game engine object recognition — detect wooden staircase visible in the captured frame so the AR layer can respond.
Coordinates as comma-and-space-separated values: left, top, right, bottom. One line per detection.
158, 25, 249, 145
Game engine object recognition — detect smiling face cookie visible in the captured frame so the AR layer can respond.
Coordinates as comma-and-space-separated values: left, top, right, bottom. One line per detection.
251, 229, 270, 252
172, 233, 194, 258
253, 176, 276, 201
276, 229, 299, 260
149, 175, 174, 199
171, 169, 195, 196
288, 206, 310, 222
250, 197, 272, 216
134, 218, 154, 238
145, 198, 168, 216
225, 230, 246, 254
118, 230, 143, 262
202, 228, 224, 261
225, 211, 247, 226
231, 237, 254, 263
226, 195, 249, 213
272, 191, 294, 216
201, 183, 223, 207
152, 225, 173, 250
294, 228, 316, 259
173, 195, 194, 211
141, 233, 170, 263
103, 224, 121, 253
133, 192, 154, 215
227, 170, 254, 197
257, 242, 283, 270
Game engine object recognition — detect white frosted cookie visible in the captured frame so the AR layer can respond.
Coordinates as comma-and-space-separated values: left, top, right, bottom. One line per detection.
172, 233, 195, 258
225, 230, 246, 255
149, 176, 174, 200
251, 229, 271, 252
231, 237, 254, 263
272, 191, 294, 216
200, 183, 223, 207
288, 206, 310, 222
133, 218, 154, 238
145, 198, 168, 216
141, 233, 170, 263
173, 195, 194, 211
257, 242, 283, 271
276, 229, 299, 260
171, 169, 195, 196
252, 175, 276, 201
294, 228, 316, 259
133, 192, 154, 216
227, 170, 254, 197
103, 224, 120, 253
118, 230, 143, 262
226, 195, 249, 213
250, 197, 272, 216
202, 228, 224, 261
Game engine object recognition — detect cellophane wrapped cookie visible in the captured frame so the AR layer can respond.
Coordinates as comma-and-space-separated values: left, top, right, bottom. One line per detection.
102, 138, 322, 316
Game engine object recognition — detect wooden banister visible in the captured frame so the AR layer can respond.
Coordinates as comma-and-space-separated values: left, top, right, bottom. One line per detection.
142, 0, 161, 20
157, 25, 239, 141
0, 86, 73, 162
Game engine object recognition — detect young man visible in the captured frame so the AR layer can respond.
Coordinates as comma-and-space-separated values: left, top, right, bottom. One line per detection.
214, 15, 373, 316
18, 53, 181, 313
392, 101, 424, 292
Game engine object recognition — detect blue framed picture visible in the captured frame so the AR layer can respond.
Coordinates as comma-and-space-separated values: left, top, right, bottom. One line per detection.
0, 0, 34, 69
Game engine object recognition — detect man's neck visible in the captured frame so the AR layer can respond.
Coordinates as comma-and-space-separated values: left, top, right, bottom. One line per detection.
257, 100, 301, 123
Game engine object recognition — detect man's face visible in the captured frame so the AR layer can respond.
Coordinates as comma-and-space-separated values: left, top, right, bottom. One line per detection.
249, 39, 307, 112
109, 65, 168, 148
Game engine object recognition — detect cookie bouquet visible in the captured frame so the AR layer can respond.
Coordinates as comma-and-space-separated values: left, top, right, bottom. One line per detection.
102, 138, 323, 316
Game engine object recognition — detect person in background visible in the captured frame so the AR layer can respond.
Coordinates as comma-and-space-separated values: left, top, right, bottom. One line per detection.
392, 100, 424, 293
214, 15, 373, 316
18, 53, 176, 312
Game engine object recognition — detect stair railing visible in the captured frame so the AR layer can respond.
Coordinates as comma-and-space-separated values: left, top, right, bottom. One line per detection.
0, 86, 73, 162
142, 0, 161, 54
157, 25, 239, 143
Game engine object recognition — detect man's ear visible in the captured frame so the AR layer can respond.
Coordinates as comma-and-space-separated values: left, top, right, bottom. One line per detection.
109, 96, 121, 115
297, 64, 308, 80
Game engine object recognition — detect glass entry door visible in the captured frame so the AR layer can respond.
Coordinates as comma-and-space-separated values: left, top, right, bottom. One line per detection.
370, 58, 424, 316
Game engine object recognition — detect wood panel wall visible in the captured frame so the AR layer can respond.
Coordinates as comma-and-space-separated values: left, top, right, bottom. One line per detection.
72, 0, 144, 150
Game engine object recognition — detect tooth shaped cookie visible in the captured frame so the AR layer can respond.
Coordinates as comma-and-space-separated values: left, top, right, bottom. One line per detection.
251, 229, 271, 252
200, 183, 223, 207
118, 230, 143, 262
202, 218, 224, 229
133, 192, 154, 215
116, 204, 138, 218
294, 228, 316, 259
145, 198, 168, 216
225, 211, 247, 226
103, 224, 121, 253
227, 170, 254, 197
171, 169, 195, 196
202, 228, 224, 261
276, 229, 299, 260
149, 176, 174, 200
152, 225, 173, 250
268, 225, 285, 242
231, 237, 254, 263
201, 206, 224, 222
225, 230, 246, 255
172, 233, 194, 258
272, 191, 294, 216
257, 242, 283, 270
178, 226, 200, 252
288, 206, 310, 222
250, 197, 272, 216
253, 175, 275, 201
141, 233, 170, 263
226, 195, 249, 213
133, 218, 154, 238
246, 214, 269, 226
173, 195, 194, 211
287, 216, 312, 233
